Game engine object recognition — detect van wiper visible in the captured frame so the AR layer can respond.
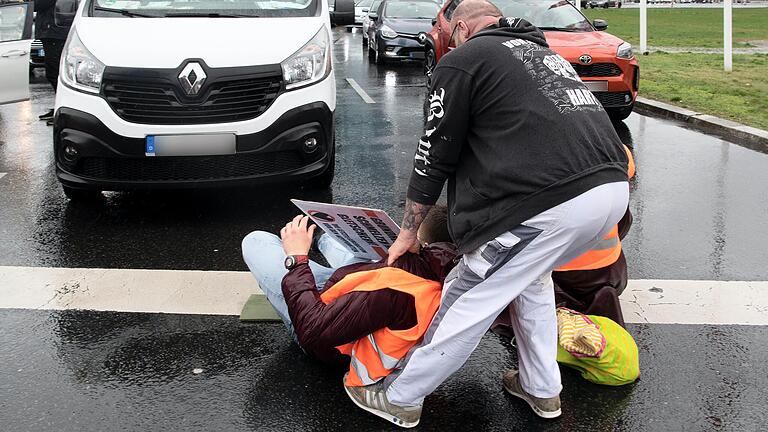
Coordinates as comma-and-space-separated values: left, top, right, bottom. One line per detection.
93, 6, 158, 18
163, 12, 259, 18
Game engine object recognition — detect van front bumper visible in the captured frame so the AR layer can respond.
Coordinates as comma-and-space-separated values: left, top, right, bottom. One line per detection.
54, 103, 334, 191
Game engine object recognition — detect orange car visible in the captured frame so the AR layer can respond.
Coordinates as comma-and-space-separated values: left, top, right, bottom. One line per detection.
422, 0, 638, 121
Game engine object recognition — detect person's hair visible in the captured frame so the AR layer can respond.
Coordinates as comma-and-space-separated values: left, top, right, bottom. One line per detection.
418, 205, 451, 245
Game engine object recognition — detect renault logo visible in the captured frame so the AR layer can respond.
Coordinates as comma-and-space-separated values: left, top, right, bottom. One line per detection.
578, 54, 593, 65
178, 62, 207, 96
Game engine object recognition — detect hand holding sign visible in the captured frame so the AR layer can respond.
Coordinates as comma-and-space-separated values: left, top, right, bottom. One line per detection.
280, 215, 317, 256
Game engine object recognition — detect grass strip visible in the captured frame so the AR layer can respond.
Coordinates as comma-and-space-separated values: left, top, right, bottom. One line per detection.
582, 8, 768, 48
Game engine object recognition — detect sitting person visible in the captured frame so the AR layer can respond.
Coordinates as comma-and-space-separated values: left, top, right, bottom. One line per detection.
241, 206, 457, 369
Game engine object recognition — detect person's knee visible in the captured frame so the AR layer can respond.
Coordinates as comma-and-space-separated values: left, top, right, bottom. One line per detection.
241, 231, 279, 257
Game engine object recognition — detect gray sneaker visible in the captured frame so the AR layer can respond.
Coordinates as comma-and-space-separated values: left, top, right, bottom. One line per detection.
502, 369, 562, 419
343, 373, 422, 428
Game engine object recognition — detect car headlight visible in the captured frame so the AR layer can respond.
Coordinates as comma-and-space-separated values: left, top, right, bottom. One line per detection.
61, 30, 105, 94
380, 25, 398, 39
617, 42, 633, 59
281, 27, 331, 90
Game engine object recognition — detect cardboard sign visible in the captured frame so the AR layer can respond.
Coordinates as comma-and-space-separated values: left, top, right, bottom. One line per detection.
291, 199, 400, 261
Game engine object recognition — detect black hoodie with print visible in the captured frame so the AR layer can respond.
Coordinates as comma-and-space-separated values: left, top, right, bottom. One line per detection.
408, 17, 629, 254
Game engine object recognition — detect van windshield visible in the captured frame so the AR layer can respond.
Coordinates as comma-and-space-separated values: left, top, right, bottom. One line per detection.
91, 0, 319, 18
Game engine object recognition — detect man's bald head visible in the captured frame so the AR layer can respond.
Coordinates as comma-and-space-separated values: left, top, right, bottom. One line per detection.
450, 0, 503, 46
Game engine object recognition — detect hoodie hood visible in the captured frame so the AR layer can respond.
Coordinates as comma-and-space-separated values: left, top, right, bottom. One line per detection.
470, 17, 549, 48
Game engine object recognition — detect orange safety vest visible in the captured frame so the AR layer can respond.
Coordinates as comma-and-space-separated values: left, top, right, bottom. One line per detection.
556, 145, 635, 272
319, 267, 442, 387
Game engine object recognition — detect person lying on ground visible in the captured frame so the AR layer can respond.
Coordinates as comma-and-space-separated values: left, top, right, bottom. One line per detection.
241, 207, 457, 367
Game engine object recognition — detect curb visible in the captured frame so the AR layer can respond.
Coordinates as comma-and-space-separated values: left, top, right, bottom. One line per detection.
634, 97, 768, 152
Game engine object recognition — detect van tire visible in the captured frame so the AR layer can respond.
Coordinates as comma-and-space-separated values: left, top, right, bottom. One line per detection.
308, 142, 336, 189
63, 185, 103, 202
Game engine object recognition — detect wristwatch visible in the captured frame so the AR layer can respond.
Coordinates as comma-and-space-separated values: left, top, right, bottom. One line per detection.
284, 255, 309, 270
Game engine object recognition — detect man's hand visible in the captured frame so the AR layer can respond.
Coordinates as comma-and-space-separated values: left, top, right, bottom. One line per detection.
387, 230, 420, 266
387, 199, 433, 265
280, 215, 317, 256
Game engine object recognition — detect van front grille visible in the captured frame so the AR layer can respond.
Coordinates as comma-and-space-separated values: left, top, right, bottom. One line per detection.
102, 74, 283, 125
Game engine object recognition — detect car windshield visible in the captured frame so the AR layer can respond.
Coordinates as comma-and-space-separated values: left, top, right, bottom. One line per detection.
355, 0, 373, 7
492, 0, 592, 32
384, 1, 439, 19
91, 0, 319, 18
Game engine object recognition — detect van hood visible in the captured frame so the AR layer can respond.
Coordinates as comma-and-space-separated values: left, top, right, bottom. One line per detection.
543, 29, 624, 54
76, 17, 327, 68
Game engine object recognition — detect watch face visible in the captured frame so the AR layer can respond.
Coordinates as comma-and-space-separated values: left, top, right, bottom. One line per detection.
284, 256, 295, 269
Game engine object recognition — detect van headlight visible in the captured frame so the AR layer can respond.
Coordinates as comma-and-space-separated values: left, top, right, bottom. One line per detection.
61, 30, 105, 94
617, 42, 634, 59
281, 27, 332, 90
380, 25, 398, 39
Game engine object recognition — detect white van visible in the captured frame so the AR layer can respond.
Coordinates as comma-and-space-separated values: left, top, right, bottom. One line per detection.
52, 0, 352, 200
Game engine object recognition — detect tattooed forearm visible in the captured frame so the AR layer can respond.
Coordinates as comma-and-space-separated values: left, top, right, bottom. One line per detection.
401, 199, 433, 233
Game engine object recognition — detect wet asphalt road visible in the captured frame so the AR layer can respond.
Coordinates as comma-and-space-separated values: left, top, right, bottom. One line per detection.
1, 28, 768, 430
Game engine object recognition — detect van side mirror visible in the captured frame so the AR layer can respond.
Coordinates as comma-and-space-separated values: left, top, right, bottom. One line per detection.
592, 19, 608, 31
431, 17, 437, 26
55, 0, 79, 27
331, 0, 355, 26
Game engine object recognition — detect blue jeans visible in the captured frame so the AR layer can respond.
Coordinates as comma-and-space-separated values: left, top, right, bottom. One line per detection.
241, 231, 369, 343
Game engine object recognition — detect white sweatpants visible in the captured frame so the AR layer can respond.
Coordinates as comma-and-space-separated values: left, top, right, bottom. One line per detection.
385, 181, 629, 406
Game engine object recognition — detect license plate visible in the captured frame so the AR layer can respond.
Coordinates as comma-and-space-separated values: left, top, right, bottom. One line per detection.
145, 134, 236, 157
583, 80, 608, 92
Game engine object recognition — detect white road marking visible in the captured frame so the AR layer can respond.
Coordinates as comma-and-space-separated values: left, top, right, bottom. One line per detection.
1, 266, 767, 325
0, 173, 7, 180
346, 78, 376, 104
0, 266, 261, 316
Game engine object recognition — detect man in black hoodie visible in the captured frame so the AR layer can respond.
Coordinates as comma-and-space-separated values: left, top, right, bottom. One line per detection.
344, 0, 630, 427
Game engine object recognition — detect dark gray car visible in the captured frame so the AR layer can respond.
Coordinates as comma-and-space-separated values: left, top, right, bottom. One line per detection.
367, 0, 440, 65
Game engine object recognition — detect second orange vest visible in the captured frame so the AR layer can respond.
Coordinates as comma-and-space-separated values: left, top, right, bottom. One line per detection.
556, 145, 635, 272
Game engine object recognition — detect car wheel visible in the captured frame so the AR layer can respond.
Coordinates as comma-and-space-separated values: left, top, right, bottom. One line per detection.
62, 185, 103, 202
607, 103, 634, 122
308, 140, 335, 189
423, 47, 436, 86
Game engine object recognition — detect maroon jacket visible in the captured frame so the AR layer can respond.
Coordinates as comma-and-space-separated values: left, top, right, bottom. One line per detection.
281, 243, 458, 365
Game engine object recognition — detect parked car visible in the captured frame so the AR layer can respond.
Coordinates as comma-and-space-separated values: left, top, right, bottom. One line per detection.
329, 0, 356, 26
367, 0, 440, 64
423, 0, 638, 121
29, 38, 44, 70
587, 0, 622, 8
355, 0, 375, 24
52, 0, 342, 200
361, 0, 383, 46
0, 0, 32, 105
